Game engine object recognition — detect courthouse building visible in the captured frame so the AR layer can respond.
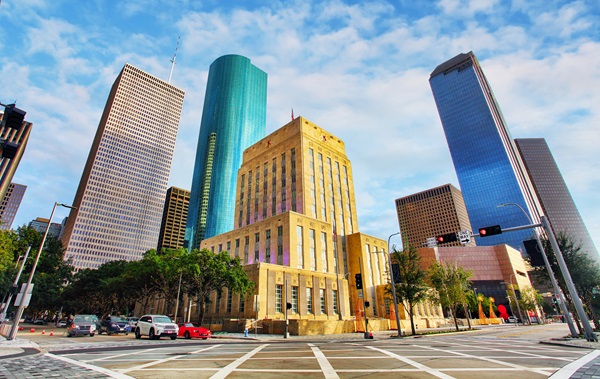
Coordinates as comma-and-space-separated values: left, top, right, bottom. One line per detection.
199, 117, 444, 334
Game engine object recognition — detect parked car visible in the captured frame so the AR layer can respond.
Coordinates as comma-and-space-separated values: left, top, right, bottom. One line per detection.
67, 315, 97, 337
56, 319, 68, 328
99, 316, 131, 335
33, 318, 47, 325
135, 314, 178, 340
126, 317, 139, 328
507, 316, 521, 323
177, 322, 212, 340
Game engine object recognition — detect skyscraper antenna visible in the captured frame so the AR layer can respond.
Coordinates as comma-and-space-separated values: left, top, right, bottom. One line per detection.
168, 36, 180, 84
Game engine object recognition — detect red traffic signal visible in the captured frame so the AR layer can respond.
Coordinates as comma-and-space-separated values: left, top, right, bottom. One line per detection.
436, 232, 458, 244
478, 225, 502, 237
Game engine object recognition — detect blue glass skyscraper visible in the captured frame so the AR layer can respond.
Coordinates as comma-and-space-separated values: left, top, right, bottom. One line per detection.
429, 52, 542, 252
186, 55, 267, 249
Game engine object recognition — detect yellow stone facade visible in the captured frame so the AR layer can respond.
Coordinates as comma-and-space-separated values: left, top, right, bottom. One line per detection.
197, 117, 444, 334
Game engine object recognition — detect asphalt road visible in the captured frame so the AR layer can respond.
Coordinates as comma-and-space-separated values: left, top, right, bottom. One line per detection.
2, 323, 593, 379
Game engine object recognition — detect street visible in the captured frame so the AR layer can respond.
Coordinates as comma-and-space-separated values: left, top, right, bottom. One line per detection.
0, 323, 595, 379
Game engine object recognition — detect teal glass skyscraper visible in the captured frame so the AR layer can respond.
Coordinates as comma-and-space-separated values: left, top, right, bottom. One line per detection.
429, 52, 542, 252
186, 55, 267, 249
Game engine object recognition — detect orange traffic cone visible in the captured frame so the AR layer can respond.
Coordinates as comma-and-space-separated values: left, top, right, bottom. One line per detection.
41, 329, 45, 335
49, 330, 54, 336
30, 328, 35, 333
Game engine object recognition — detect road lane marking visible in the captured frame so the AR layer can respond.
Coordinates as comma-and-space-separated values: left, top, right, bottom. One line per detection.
209, 344, 269, 379
416, 343, 554, 376
308, 343, 339, 379
118, 344, 221, 373
366, 346, 457, 379
46, 353, 134, 379
83, 347, 160, 362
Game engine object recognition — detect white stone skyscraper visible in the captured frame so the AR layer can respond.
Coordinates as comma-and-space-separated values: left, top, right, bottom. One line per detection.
61, 64, 185, 271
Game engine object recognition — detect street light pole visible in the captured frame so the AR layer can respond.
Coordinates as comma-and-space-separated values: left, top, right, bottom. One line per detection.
0, 247, 31, 322
386, 232, 402, 338
174, 268, 183, 322
8, 202, 76, 340
498, 203, 578, 337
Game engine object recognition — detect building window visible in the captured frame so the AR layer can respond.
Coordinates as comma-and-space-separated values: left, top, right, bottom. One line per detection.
215, 292, 222, 314
272, 158, 277, 216
276, 284, 283, 313
306, 288, 313, 314
321, 232, 328, 272
309, 229, 316, 271
281, 153, 286, 212
246, 171, 252, 226
254, 232, 260, 262
277, 226, 283, 265
291, 148, 297, 212
235, 238, 240, 257
239, 295, 245, 313
227, 290, 232, 313
265, 229, 271, 263
332, 290, 338, 314
244, 235, 249, 264
320, 288, 326, 314
297, 225, 304, 269
292, 286, 298, 313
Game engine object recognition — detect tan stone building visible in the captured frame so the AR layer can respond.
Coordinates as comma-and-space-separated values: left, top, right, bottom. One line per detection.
157, 186, 190, 251
417, 244, 535, 317
395, 183, 474, 248
198, 117, 411, 334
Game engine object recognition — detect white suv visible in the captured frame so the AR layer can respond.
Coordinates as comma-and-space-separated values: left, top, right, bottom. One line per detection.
135, 314, 178, 340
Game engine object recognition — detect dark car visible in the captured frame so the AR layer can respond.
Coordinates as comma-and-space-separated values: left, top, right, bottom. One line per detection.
67, 315, 97, 337
99, 316, 132, 335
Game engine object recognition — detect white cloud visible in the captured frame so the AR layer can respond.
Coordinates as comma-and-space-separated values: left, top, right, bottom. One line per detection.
2, 0, 599, 252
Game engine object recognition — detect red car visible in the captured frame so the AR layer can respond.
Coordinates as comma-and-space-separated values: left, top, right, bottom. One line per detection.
177, 322, 212, 340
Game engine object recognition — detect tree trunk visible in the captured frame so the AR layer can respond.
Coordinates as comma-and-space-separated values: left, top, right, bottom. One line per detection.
462, 303, 472, 330
408, 304, 416, 335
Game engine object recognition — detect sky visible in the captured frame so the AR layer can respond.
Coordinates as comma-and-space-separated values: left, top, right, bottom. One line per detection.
0, 0, 599, 251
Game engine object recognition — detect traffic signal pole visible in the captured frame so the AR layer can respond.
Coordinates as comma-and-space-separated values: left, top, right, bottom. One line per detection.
358, 256, 369, 339
477, 218, 595, 341
541, 216, 596, 342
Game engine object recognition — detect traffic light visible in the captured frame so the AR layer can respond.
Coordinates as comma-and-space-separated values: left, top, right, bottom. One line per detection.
436, 232, 458, 244
553, 295, 559, 307
2, 104, 26, 130
355, 273, 363, 290
478, 225, 502, 237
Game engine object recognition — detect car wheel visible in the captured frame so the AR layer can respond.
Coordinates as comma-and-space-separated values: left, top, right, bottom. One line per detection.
67, 334, 72, 338
202, 338, 208, 340
135, 328, 141, 339
170, 335, 177, 340
149, 328, 156, 340
90, 333, 95, 337
184, 331, 191, 339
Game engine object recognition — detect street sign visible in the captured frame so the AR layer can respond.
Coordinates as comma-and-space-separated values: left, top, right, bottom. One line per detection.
458, 230, 472, 245
426, 237, 437, 248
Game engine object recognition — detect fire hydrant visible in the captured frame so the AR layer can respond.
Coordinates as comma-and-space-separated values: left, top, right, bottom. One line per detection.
244, 328, 249, 337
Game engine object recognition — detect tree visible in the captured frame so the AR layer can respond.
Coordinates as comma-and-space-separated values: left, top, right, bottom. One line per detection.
427, 261, 473, 331
183, 249, 254, 324
389, 245, 429, 335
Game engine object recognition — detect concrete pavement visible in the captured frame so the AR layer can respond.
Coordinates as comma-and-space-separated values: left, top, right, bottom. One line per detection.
2, 327, 599, 378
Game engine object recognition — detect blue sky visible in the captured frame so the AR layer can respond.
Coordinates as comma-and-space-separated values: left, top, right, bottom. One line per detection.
1, 0, 599, 251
